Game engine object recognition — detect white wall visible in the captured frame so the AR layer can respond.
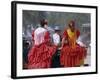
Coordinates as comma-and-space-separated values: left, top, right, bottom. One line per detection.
0, 0, 100, 80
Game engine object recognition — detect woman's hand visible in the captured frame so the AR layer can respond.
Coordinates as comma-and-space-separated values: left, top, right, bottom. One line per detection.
58, 47, 63, 50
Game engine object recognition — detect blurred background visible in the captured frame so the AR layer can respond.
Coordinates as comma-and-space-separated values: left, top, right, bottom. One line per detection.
22, 10, 90, 45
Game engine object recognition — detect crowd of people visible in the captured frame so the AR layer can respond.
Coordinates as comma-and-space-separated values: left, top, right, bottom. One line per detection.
23, 19, 87, 69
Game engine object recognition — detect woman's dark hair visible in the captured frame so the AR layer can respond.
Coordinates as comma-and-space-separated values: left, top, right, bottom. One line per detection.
68, 20, 75, 27
40, 19, 48, 27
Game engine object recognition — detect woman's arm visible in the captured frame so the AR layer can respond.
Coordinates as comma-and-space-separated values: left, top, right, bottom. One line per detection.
60, 37, 65, 49
59, 30, 67, 50
44, 31, 50, 44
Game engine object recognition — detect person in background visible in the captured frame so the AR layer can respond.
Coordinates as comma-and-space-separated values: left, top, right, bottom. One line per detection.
23, 39, 30, 69
53, 26, 61, 47
51, 26, 61, 67
60, 20, 87, 67
27, 19, 56, 69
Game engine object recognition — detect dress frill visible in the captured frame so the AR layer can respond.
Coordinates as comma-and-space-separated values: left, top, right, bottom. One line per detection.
60, 44, 87, 67
28, 43, 56, 69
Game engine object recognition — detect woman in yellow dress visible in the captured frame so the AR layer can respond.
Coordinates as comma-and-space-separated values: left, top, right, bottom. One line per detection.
60, 20, 87, 67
